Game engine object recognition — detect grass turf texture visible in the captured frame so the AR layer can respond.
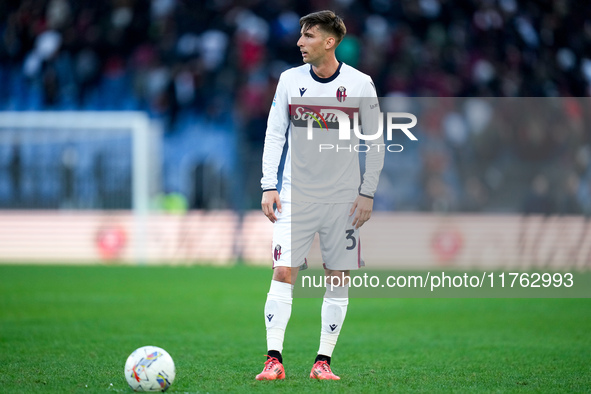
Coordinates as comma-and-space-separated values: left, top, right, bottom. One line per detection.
0, 265, 590, 393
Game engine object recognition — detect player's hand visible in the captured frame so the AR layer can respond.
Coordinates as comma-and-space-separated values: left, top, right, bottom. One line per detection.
261, 190, 282, 223
350, 195, 373, 229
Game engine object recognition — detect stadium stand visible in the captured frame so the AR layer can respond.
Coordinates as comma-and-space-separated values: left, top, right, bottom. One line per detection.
0, 0, 590, 213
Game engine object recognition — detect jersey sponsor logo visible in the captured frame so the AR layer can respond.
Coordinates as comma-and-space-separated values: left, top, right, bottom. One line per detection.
336, 86, 347, 102
274, 244, 282, 261
290, 102, 419, 153
298, 107, 418, 142
289, 104, 356, 130
301, 107, 329, 131
299, 87, 307, 96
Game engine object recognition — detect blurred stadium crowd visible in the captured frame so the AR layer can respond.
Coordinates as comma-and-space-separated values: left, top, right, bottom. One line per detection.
0, 0, 590, 214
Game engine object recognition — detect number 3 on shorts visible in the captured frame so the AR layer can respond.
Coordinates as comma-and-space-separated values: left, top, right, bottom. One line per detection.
345, 229, 356, 250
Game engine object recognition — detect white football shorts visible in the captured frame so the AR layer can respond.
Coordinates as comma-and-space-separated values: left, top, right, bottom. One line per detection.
271, 201, 365, 271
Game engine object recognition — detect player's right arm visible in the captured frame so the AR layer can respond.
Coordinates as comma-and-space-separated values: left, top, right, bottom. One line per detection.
261, 74, 289, 222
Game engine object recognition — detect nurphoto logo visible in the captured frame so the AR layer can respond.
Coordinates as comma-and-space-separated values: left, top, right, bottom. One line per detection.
291, 105, 418, 153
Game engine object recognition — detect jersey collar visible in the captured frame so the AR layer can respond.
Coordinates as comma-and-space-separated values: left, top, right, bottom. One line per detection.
309, 61, 343, 84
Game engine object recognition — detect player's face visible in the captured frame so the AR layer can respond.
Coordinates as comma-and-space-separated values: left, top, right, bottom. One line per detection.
297, 25, 329, 65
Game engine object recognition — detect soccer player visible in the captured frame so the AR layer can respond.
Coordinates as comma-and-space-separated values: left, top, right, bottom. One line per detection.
256, 10, 384, 381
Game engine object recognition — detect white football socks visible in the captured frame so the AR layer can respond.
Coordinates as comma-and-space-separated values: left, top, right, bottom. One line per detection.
318, 285, 349, 357
264, 280, 293, 353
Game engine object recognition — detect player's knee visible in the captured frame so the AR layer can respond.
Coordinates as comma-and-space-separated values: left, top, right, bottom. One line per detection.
324, 269, 350, 287
273, 267, 293, 284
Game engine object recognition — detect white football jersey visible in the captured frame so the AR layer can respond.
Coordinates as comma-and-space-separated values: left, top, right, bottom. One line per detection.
261, 62, 384, 203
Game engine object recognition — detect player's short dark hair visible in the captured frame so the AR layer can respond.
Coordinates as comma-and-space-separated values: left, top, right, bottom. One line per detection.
300, 10, 346, 45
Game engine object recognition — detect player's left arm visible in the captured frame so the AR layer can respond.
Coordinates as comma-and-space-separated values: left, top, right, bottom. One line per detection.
351, 77, 384, 229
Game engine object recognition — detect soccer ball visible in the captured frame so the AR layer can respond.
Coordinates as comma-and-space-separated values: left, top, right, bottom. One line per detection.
124, 346, 176, 392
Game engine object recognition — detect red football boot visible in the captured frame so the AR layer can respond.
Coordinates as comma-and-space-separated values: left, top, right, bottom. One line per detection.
256, 356, 285, 380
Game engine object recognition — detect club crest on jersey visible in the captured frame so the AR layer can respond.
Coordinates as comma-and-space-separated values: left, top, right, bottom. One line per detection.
274, 245, 282, 261
336, 86, 347, 102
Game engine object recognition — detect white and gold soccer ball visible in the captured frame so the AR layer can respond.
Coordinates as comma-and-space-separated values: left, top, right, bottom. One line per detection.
124, 346, 176, 392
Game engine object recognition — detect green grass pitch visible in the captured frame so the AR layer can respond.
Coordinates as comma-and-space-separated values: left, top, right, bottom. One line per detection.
1, 264, 590, 393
